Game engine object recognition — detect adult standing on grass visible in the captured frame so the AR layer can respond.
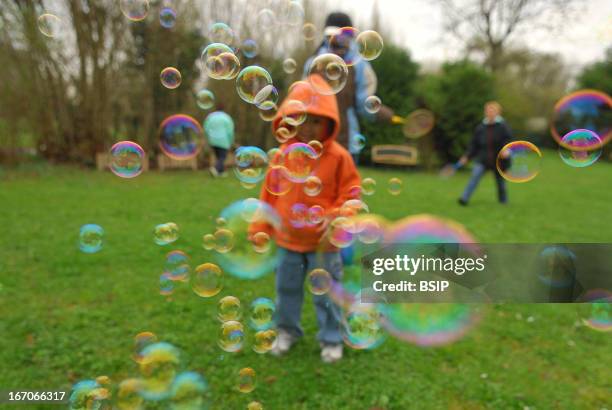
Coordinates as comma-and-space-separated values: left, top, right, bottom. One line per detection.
455, 101, 513, 206
304, 12, 395, 165
204, 105, 234, 178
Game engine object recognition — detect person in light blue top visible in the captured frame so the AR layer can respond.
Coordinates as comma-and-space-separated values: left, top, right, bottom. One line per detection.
203, 106, 234, 177
303, 12, 394, 165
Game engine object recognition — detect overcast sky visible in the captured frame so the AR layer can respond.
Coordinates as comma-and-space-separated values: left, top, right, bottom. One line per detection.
333, 0, 611, 69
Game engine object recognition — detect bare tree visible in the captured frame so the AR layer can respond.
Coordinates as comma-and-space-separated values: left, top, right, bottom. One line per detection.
437, 0, 584, 72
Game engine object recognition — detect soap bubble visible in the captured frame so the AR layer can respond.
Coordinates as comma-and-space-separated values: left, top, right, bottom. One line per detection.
329, 27, 360, 66
307, 268, 332, 295
281, 99, 308, 127
208, 22, 234, 45
160, 67, 182, 89
581, 289, 611, 332
283, 142, 318, 183
387, 177, 402, 195
218, 320, 244, 352
251, 231, 271, 254
196, 89, 215, 110
110, 141, 144, 178
241, 39, 258, 58
169, 372, 208, 410
214, 228, 234, 253
403, 109, 435, 139
248, 401, 263, 410
254, 85, 279, 110
256, 9, 276, 29
236, 66, 273, 104
218, 296, 242, 322
308, 205, 325, 225
68, 380, 109, 410
159, 273, 174, 296
497, 141, 542, 183
362, 177, 376, 195
191, 263, 223, 297
304, 175, 322, 196
234, 146, 269, 184
259, 103, 278, 122
253, 329, 277, 353
365, 96, 381, 114
164, 250, 190, 281
265, 166, 293, 196
306, 53, 348, 95
356, 30, 384, 61
327, 217, 355, 248
117, 378, 144, 410
154, 222, 179, 245
237, 367, 256, 393
275, 119, 298, 143
249, 297, 275, 330
120, 0, 149, 21
139, 342, 180, 401
159, 114, 203, 160
342, 305, 386, 350
308, 140, 324, 158
279, 0, 304, 26
289, 203, 309, 228
202, 234, 215, 250
303, 22, 317, 40
37, 13, 62, 37
159, 7, 176, 28
215, 199, 281, 279
558, 129, 602, 168
288, 80, 317, 107
132, 331, 158, 363
79, 224, 104, 253
283, 58, 297, 74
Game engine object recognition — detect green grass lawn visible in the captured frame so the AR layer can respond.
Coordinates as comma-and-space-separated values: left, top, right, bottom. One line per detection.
0, 153, 611, 410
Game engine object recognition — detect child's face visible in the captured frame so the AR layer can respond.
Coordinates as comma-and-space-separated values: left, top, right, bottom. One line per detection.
297, 115, 332, 143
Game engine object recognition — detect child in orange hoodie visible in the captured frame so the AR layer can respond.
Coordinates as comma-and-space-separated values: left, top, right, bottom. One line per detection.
250, 75, 360, 363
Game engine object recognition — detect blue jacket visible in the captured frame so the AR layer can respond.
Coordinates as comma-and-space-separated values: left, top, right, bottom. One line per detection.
204, 111, 234, 150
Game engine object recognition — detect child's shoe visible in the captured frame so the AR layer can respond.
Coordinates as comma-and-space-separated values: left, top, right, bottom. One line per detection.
320, 343, 343, 363
270, 329, 296, 356
209, 166, 218, 177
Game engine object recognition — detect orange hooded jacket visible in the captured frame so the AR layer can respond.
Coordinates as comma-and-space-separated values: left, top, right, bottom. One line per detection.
251, 74, 361, 253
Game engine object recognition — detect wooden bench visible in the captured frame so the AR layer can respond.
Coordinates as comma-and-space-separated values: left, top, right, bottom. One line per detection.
157, 154, 198, 171
371, 144, 419, 166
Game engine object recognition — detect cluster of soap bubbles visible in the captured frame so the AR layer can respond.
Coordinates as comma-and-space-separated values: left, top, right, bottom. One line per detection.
217, 296, 277, 354
549, 89, 611, 168
69, 335, 209, 410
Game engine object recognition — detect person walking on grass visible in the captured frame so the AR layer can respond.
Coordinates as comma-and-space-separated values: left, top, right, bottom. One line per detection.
249, 75, 360, 363
204, 106, 234, 178
455, 101, 513, 206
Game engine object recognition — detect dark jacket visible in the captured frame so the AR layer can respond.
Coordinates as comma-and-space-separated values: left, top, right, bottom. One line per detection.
466, 120, 513, 169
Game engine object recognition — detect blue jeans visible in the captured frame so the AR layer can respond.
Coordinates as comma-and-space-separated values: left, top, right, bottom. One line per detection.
212, 146, 227, 173
275, 247, 344, 345
460, 163, 507, 203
